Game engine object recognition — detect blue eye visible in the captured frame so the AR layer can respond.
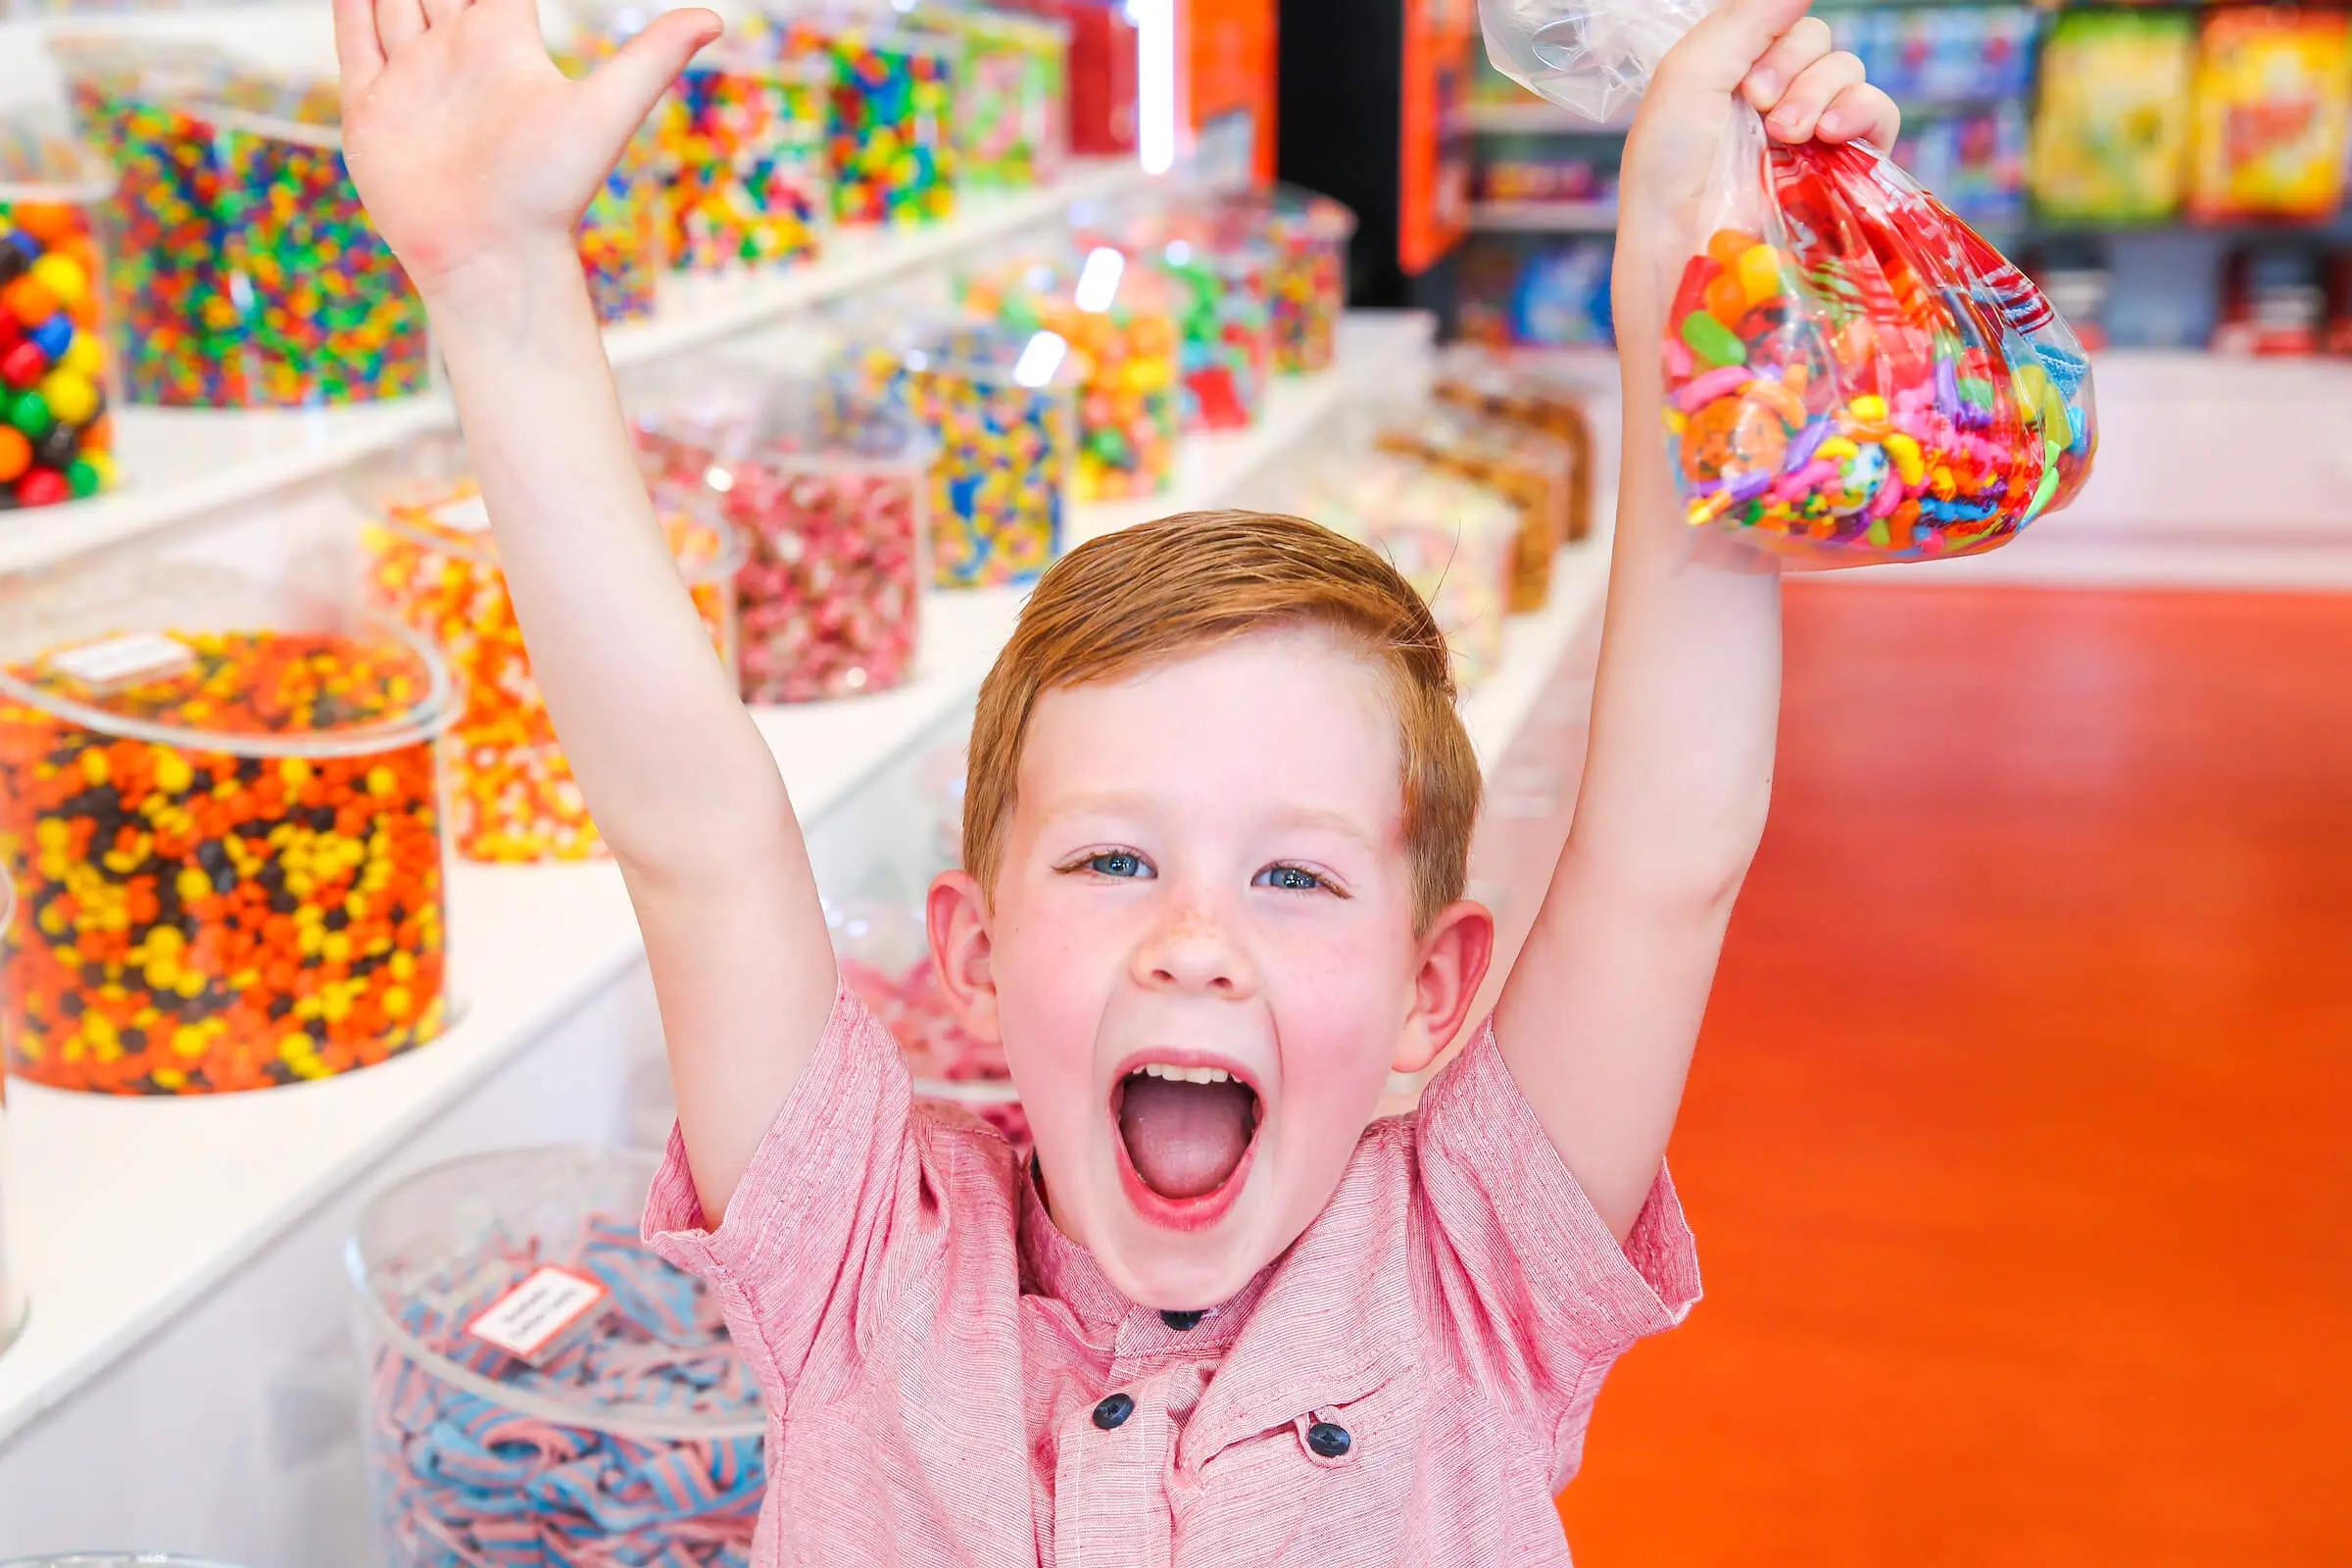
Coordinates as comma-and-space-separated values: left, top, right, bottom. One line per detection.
1256, 864, 1324, 892
1086, 851, 1152, 879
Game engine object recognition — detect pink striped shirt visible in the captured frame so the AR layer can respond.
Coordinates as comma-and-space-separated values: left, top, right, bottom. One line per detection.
645, 983, 1699, 1565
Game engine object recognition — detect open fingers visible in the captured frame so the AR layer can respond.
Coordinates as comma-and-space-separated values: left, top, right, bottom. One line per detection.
1819, 82, 1900, 148
331, 0, 384, 86
1740, 15, 1833, 113
374, 0, 427, 52
1764, 49, 1865, 143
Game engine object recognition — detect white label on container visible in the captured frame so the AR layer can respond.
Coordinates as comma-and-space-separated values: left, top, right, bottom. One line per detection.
465, 1265, 610, 1364
429, 494, 493, 535
50, 632, 196, 691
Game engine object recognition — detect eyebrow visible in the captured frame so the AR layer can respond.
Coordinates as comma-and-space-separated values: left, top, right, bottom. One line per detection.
1033, 791, 1384, 848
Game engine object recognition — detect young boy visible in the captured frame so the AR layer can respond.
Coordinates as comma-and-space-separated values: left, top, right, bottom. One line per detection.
331, 0, 1896, 1559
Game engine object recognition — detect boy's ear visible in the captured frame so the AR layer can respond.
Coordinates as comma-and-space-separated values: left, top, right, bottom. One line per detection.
1392, 898, 1496, 1076
927, 869, 1002, 1044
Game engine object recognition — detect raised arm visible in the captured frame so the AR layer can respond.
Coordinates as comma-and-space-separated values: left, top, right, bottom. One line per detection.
335, 0, 837, 1220
1493, 0, 1898, 1240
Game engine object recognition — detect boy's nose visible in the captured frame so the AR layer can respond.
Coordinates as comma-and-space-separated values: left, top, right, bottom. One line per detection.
1133, 913, 1257, 998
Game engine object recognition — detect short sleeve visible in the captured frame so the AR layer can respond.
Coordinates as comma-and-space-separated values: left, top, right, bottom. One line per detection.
1411, 1023, 1700, 1484
642, 981, 925, 1414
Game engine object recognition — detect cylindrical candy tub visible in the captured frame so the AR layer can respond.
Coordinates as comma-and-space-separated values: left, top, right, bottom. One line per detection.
921, 5, 1069, 192
631, 366, 930, 705
0, 118, 121, 512
841, 320, 1076, 589
654, 49, 830, 272
1077, 204, 1275, 434
348, 1146, 766, 1566
0, 567, 458, 1094
1195, 186, 1356, 376
764, 14, 956, 229
350, 431, 743, 862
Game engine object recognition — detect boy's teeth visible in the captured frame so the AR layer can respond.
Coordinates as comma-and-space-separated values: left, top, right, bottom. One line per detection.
1138, 1063, 1233, 1085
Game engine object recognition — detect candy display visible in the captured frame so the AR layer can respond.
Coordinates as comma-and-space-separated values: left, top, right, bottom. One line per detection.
0, 868, 22, 1361
64, 54, 430, 407
1890, 103, 2029, 226
578, 117, 662, 321
1375, 404, 1573, 612
2188, 10, 2352, 224
1197, 187, 1355, 375
1430, 345, 1600, 544
1291, 449, 1517, 690
351, 432, 742, 861
2028, 11, 2196, 225
0, 573, 457, 1095
995, 0, 1137, 155
833, 901, 1028, 1149
653, 50, 829, 271
761, 14, 956, 229
843, 320, 1076, 587
1457, 234, 1616, 352
1476, 143, 1617, 208
349, 1147, 765, 1566
1076, 204, 1274, 433
1838, 5, 2042, 106
630, 367, 929, 705
921, 5, 1069, 192
0, 119, 119, 512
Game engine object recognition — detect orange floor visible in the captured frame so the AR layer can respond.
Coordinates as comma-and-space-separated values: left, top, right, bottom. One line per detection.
1555, 584, 2352, 1567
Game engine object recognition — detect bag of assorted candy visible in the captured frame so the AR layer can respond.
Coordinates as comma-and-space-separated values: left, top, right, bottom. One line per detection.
1480, 0, 2097, 566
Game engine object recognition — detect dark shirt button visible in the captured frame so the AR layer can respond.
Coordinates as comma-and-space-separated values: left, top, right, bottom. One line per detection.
1306, 1421, 1352, 1459
1159, 1309, 1206, 1331
1093, 1393, 1135, 1431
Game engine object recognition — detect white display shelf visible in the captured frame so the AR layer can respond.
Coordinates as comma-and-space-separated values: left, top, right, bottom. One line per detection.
0, 158, 1153, 580
1468, 199, 1620, 234
0, 311, 1443, 1449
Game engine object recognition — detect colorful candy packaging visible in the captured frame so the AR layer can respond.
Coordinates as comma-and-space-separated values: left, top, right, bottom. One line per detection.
2188, 9, 2352, 223
0, 866, 23, 1360
349, 430, 743, 862
915, 4, 1070, 192
1430, 344, 1600, 543
756, 12, 956, 229
839, 315, 1078, 588
1373, 402, 1574, 613
2028, 11, 2195, 225
0, 562, 458, 1094
348, 1147, 766, 1566
59, 46, 430, 408
1483, 0, 2097, 566
957, 243, 1182, 501
628, 363, 930, 705
0, 116, 119, 512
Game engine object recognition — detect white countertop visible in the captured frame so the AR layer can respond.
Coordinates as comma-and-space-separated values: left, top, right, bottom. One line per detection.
0, 311, 1560, 1450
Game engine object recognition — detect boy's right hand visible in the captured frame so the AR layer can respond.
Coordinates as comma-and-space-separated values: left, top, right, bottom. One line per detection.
332, 0, 718, 305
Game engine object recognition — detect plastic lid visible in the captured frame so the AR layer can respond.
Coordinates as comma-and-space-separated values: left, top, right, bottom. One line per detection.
626, 362, 934, 478
346, 427, 747, 584
345, 1146, 765, 1440
0, 113, 115, 206
0, 1557, 254, 1567
55, 44, 344, 148
0, 562, 458, 761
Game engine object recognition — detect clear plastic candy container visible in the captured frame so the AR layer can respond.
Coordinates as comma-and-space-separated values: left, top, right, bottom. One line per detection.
0, 118, 120, 511
958, 244, 1182, 501
1192, 186, 1355, 376
760, 13, 956, 228
655, 47, 831, 270
348, 1147, 766, 1566
1374, 402, 1574, 612
919, 4, 1069, 192
630, 365, 930, 706
577, 107, 663, 320
0, 562, 458, 1095
0, 867, 23, 1360
0, 1558, 254, 1566
1290, 449, 1518, 690
840, 318, 1077, 588
1430, 344, 1600, 542
350, 430, 743, 862
832, 898, 1029, 1151
1077, 203, 1275, 433
63, 52, 429, 407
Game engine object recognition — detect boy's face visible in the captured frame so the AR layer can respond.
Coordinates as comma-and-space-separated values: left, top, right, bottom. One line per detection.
930, 627, 1492, 1309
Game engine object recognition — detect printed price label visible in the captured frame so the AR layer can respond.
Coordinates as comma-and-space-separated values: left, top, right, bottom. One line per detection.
50, 632, 196, 692
465, 1265, 611, 1364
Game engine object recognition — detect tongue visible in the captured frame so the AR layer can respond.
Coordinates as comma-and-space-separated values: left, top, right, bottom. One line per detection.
1118, 1076, 1255, 1200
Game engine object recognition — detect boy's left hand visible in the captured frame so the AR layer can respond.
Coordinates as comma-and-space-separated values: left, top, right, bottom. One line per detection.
1616, 0, 1899, 295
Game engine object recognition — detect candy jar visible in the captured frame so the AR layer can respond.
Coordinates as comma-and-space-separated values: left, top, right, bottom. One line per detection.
1430, 345, 1600, 543
1373, 403, 1574, 612
957, 242, 1182, 501
1190, 186, 1355, 376
348, 429, 744, 862
629, 363, 930, 705
993, 0, 1136, 155
831, 898, 1028, 1150
0, 117, 119, 513
0, 560, 459, 1095
0, 867, 22, 1360
348, 1147, 766, 1566
1288, 448, 1517, 690
761, 11, 956, 229
657, 46, 831, 270
577, 108, 663, 320
915, 4, 1069, 192
1077, 202, 1275, 433
839, 317, 1077, 588
63, 53, 429, 408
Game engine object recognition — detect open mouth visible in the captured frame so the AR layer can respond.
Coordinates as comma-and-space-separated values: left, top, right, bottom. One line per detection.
1109, 1057, 1264, 1231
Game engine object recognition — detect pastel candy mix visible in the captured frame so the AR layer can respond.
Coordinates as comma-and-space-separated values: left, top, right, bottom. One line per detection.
364, 1203, 763, 1565
959, 254, 1180, 502
0, 126, 119, 512
0, 629, 453, 1095
1663, 139, 2096, 565
845, 324, 1072, 588
652, 57, 828, 271
360, 467, 740, 861
1374, 407, 1573, 612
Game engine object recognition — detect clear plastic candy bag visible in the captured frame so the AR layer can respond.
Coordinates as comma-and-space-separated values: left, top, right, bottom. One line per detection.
1482, 0, 2098, 565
